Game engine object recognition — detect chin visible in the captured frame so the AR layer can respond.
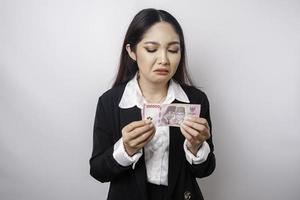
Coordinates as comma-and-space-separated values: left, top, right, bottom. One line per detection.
152, 76, 171, 84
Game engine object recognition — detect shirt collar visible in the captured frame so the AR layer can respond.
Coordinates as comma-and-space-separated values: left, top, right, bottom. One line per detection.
119, 73, 190, 109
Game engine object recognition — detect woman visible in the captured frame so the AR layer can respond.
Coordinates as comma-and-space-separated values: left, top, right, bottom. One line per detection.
89, 8, 215, 200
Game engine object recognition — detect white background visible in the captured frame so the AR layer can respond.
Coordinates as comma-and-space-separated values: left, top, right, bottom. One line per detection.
1, 0, 300, 199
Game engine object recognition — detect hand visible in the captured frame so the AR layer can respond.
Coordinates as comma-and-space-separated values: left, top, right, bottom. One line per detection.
122, 119, 156, 156
180, 116, 211, 156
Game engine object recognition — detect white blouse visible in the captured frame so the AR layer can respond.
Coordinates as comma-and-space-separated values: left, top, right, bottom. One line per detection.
113, 73, 210, 186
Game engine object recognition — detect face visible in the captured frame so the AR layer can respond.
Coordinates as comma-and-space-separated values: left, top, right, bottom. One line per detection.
126, 22, 181, 85
175, 107, 185, 121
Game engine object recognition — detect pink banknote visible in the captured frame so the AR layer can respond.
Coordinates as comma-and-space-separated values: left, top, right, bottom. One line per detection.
142, 103, 201, 127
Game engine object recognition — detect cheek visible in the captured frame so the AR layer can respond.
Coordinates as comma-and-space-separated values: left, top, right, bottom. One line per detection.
170, 52, 181, 62
136, 52, 156, 67
174, 54, 182, 64
170, 54, 181, 70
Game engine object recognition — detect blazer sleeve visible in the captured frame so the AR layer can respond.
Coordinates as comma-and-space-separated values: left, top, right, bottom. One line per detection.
89, 96, 132, 183
187, 90, 216, 178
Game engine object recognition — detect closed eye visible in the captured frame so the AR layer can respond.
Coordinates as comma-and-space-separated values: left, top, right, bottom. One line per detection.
168, 50, 179, 53
145, 48, 179, 53
145, 49, 156, 53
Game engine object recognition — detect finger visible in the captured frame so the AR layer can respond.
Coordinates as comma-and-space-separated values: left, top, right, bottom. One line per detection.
180, 126, 203, 147
134, 130, 156, 149
124, 120, 151, 132
185, 116, 209, 129
181, 122, 200, 137
182, 125, 206, 146
128, 123, 155, 140
137, 127, 156, 144
183, 122, 209, 142
180, 125, 193, 141
183, 120, 207, 133
130, 128, 156, 147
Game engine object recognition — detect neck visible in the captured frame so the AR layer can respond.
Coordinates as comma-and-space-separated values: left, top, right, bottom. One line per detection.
138, 77, 169, 104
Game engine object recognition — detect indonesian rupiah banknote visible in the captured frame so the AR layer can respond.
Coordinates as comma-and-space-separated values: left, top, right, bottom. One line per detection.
142, 103, 201, 127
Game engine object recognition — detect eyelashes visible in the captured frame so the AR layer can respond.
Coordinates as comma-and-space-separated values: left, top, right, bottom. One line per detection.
146, 49, 156, 53
145, 48, 179, 54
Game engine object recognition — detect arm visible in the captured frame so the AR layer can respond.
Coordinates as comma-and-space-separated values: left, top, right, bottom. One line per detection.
190, 92, 216, 178
89, 97, 132, 183
89, 97, 155, 182
182, 91, 216, 178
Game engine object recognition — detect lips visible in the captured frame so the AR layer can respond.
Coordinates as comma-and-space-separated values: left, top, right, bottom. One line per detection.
154, 68, 169, 73
154, 69, 169, 76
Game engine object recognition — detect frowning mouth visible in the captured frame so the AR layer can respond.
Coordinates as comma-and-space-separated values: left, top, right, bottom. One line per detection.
154, 69, 169, 73
154, 69, 169, 75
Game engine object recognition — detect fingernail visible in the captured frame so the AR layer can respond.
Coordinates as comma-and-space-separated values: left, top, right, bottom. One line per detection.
146, 116, 153, 121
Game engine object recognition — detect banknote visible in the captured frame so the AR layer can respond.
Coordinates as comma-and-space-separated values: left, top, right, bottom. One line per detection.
142, 103, 201, 127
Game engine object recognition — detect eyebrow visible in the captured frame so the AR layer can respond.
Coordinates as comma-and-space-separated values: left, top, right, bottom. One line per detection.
143, 41, 180, 45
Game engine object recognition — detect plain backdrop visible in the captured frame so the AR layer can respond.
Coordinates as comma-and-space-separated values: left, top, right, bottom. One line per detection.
1, 0, 300, 199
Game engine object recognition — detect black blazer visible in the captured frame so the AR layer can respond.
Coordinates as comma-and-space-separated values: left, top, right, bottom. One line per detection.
89, 83, 216, 200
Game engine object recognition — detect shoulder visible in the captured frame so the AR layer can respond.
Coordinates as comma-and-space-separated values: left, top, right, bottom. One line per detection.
180, 84, 210, 105
97, 83, 127, 106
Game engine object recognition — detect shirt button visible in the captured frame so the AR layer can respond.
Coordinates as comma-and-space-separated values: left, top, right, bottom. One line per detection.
184, 191, 192, 200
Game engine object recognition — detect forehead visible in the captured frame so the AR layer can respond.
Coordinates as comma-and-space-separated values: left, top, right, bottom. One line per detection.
140, 22, 180, 44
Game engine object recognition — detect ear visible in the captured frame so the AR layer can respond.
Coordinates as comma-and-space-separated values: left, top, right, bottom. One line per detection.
126, 44, 137, 61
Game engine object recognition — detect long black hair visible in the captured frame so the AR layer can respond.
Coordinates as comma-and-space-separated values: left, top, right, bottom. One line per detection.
112, 8, 193, 88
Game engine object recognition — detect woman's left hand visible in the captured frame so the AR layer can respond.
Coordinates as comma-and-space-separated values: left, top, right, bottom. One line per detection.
180, 116, 211, 156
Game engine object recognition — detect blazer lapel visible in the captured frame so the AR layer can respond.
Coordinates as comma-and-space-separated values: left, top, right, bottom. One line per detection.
119, 106, 148, 200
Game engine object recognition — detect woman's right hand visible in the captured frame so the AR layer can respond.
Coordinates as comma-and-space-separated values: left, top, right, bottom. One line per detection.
122, 119, 156, 156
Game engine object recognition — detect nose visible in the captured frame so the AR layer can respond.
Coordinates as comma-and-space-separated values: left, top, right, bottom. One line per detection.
158, 50, 170, 65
